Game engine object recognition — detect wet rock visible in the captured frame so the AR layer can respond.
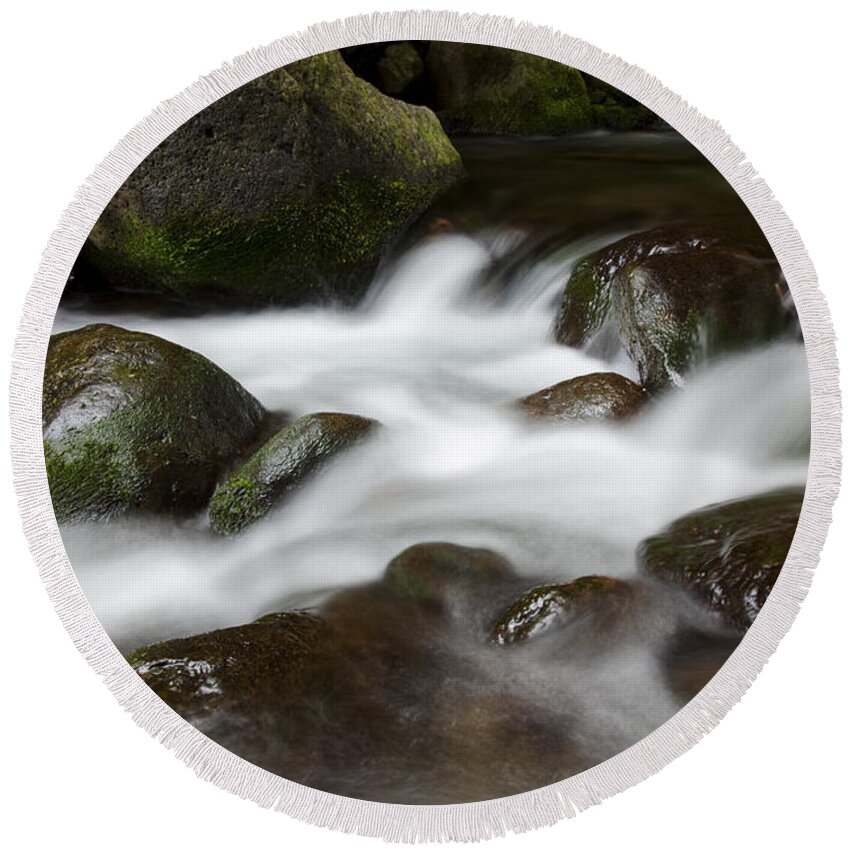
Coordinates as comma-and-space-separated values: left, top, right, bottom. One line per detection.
43, 323, 265, 522
209, 412, 379, 534
553, 226, 790, 391
490, 576, 634, 644
384, 542, 515, 607
425, 43, 593, 135
81, 51, 463, 306
518, 372, 645, 422
639, 487, 804, 631
127, 611, 326, 724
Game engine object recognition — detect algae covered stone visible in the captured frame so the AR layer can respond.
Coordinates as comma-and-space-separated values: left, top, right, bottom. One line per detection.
81, 50, 463, 305
490, 576, 633, 645
518, 372, 645, 423
209, 412, 379, 534
425, 43, 593, 135
43, 323, 265, 522
638, 487, 804, 631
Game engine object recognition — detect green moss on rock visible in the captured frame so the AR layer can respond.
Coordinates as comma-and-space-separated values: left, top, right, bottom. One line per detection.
209, 412, 379, 535
43, 323, 265, 522
425, 43, 593, 135
518, 372, 645, 423
639, 487, 804, 631
82, 50, 463, 305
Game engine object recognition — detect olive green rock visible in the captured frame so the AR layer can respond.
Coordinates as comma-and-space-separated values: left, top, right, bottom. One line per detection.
384, 541, 515, 606
553, 226, 790, 391
425, 43, 593, 135
490, 576, 633, 644
639, 487, 804, 632
209, 412, 379, 534
127, 611, 326, 724
518, 372, 645, 423
43, 323, 265, 522
81, 50, 463, 305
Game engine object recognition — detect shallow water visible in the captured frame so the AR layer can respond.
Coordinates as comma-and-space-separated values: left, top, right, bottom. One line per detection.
53, 133, 810, 802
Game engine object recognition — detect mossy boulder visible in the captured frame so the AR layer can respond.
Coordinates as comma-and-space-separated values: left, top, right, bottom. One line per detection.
518, 372, 645, 423
490, 576, 633, 644
639, 487, 804, 631
424, 43, 593, 135
127, 611, 326, 723
43, 323, 265, 522
553, 226, 790, 391
209, 412, 378, 534
384, 542, 515, 607
80, 50, 463, 306
582, 74, 661, 131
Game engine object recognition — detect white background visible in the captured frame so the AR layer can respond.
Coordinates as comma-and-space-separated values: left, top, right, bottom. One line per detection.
1, 1, 847, 847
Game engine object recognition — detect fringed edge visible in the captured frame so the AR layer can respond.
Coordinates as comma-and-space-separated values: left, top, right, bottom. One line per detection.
8, 9, 841, 843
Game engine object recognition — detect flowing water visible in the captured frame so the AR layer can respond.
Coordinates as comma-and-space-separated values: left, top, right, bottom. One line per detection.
53, 133, 810, 802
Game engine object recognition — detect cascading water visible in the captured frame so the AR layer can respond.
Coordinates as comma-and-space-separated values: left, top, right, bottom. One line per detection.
51, 133, 810, 803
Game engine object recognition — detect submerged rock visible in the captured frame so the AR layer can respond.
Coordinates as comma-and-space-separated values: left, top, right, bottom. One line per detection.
518, 372, 645, 422
490, 576, 634, 644
43, 323, 265, 522
553, 226, 789, 391
661, 626, 741, 704
639, 487, 804, 631
127, 611, 326, 723
384, 542, 515, 607
209, 412, 379, 534
425, 43, 593, 135
81, 51, 463, 306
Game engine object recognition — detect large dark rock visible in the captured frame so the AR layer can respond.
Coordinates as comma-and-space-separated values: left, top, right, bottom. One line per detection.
518, 372, 645, 423
43, 324, 265, 522
81, 51, 463, 305
490, 576, 634, 644
553, 226, 790, 391
208, 412, 379, 534
425, 43, 593, 135
639, 487, 804, 631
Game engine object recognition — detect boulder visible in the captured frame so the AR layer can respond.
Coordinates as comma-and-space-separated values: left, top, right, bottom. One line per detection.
43, 324, 265, 522
208, 412, 379, 534
490, 576, 633, 644
518, 372, 644, 422
425, 43, 593, 135
639, 487, 804, 631
553, 226, 790, 391
80, 50, 463, 305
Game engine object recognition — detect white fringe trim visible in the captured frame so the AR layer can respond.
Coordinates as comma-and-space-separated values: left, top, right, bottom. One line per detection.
8, 9, 841, 843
